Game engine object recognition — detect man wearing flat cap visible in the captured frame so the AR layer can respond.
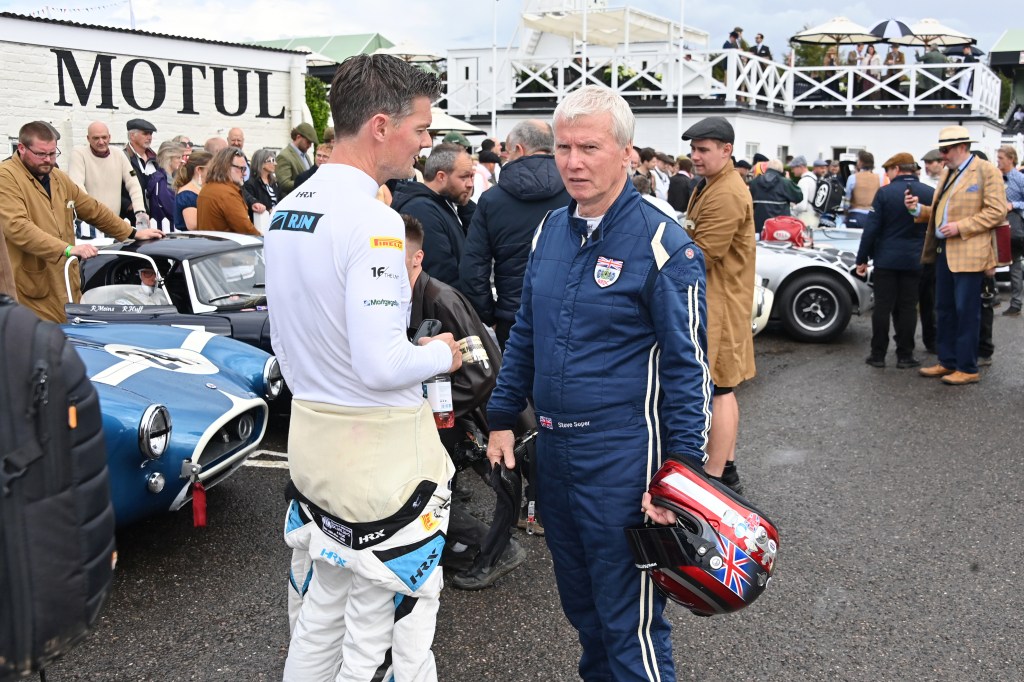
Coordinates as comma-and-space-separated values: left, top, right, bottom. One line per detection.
905, 126, 1006, 385
920, 149, 944, 188
683, 116, 755, 492
787, 155, 818, 229
121, 117, 157, 220
856, 153, 934, 369
277, 122, 318, 194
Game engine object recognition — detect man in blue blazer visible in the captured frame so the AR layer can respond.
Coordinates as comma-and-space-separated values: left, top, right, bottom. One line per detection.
856, 152, 934, 368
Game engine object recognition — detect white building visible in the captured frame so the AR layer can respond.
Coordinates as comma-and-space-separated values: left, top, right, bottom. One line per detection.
0, 12, 309, 155
444, 2, 1006, 161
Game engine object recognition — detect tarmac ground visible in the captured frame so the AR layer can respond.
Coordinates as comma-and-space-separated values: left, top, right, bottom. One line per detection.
49, 312, 1024, 681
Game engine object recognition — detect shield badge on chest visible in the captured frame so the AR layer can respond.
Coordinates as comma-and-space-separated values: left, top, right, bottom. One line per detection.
594, 256, 623, 288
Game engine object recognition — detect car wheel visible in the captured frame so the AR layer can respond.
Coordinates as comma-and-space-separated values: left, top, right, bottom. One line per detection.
778, 273, 852, 342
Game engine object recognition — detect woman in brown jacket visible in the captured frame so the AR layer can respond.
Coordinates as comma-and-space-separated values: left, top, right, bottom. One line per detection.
196, 148, 259, 235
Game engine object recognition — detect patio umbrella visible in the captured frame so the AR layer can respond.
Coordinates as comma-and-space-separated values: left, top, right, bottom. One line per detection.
869, 19, 914, 42
373, 42, 443, 63
301, 50, 337, 68
428, 107, 486, 136
790, 17, 878, 45
944, 44, 984, 57
889, 18, 974, 47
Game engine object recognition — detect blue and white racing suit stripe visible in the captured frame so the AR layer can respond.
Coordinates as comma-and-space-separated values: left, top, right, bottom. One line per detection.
283, 488, 451, 682
488, 181, 711, 681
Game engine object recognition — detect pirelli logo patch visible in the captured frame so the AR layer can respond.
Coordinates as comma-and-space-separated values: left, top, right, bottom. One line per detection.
370, 237, 403, 250
269, 211, 324, 233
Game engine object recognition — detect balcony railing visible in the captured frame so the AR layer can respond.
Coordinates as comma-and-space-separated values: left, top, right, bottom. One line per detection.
444, 49, 1001, 120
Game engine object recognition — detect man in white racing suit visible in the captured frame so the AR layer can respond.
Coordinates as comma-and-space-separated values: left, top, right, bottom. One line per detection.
266, 54, 462, 682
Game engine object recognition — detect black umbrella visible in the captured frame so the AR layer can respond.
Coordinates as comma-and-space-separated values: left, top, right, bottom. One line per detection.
870, 19, 913, 42
945, 44, 984, 57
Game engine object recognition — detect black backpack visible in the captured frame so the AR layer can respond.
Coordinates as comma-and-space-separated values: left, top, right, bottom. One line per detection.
0, 296, 115, 681
811, 174, 844, 216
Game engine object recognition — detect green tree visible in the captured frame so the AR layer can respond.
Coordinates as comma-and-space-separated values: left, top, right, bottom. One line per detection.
305, 75, 330, 144
999, 72, 1012, 115
791, 40, 829, 67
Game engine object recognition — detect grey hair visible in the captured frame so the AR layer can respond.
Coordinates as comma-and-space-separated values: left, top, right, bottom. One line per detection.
767, 159, 784, 172
330, 54, 443, 138
250, 148, 277, 183
553, 85, 634, 147
423, 143, 467, 181
155, 141, 185, 175
507, 120, 553, 155
631, 173, 651, 195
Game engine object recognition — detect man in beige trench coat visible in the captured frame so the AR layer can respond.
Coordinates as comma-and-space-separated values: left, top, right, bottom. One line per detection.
684, 116, 756, 492
0, 121, 163, 322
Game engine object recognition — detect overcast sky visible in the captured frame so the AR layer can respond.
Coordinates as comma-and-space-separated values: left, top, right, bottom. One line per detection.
0, 0, 1006, 58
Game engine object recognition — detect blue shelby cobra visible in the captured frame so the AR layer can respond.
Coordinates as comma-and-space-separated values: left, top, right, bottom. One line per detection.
63, 322, 283, 527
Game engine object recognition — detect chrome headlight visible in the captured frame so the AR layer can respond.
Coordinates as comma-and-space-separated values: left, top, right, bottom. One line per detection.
263, 356, 284, 400
139, 404, 171, 460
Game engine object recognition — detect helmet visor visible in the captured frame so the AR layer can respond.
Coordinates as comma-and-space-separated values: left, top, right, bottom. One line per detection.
625, 522, 712, 571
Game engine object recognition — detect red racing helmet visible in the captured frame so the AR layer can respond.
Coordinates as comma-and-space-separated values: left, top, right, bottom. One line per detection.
625, 459, 779, 617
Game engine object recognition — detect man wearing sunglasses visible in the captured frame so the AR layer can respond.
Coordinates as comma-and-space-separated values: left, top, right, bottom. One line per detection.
906, 126, 1006, 385
0, 120, 163, 322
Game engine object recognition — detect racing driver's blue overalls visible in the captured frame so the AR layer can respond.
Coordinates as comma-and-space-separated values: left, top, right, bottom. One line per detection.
488, 180, 712, 681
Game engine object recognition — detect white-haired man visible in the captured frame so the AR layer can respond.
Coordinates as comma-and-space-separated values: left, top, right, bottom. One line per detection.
487, 85, 711, 681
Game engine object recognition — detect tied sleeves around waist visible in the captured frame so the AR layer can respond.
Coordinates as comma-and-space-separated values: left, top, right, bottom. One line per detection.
288, 399, 455, 523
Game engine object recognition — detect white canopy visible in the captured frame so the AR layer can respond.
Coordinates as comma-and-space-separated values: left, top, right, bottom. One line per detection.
889, 18, 974, 47
429, 108, 486, 136
301, 50, 337, 67
522, 7, 683, 47
789, 17, 877, 45
373, 42, 442, 63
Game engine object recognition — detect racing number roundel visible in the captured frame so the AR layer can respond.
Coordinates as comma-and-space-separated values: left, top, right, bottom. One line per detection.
103, 344, 218, 375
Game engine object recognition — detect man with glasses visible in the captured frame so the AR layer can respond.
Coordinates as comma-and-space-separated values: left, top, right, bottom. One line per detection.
0, 120, 163, 322
121, 118, 158, 220
906, 126, 1006, 385
292, 142, 333, 191
69, 121, 149, 223
227, 127, 250, 180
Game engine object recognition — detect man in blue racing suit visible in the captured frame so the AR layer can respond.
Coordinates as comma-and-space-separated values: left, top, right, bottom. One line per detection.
487, 85, 712, 681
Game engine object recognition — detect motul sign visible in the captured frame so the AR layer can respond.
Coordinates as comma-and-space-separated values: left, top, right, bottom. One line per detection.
51, 48, 285, 119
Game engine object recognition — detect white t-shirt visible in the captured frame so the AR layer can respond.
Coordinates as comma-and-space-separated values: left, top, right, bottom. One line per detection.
651, 167, 670, 201
264, 164, 451, 407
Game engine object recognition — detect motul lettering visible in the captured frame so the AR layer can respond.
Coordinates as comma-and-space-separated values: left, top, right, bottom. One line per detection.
51, 49, 285, 118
